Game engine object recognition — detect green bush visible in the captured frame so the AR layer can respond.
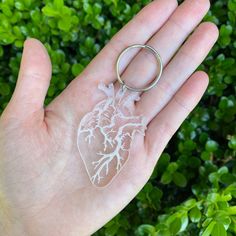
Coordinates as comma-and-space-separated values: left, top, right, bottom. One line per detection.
0, 0, 235, 235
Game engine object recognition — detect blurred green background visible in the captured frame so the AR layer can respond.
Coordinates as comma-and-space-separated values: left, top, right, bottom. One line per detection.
0, 0, 235, 235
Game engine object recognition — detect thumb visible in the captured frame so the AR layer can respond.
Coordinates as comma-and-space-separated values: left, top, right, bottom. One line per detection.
6, 38, 52, 120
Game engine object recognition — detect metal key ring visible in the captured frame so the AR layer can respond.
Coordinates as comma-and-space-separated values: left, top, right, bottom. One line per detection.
116, 44, 163, 93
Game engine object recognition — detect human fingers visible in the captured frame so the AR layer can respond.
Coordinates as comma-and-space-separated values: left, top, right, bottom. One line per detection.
136, 22, 219, 122
145, 71, 209, 159
72, 0, 178, 85
114, 0, 210, 90
3, 38, 52, 121
48, 0, 178, 119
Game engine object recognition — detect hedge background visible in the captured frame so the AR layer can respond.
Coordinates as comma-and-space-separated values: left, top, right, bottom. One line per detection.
0, 0, 235, 235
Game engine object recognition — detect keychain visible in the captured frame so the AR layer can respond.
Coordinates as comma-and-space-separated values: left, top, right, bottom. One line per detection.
77, 44, 163, 187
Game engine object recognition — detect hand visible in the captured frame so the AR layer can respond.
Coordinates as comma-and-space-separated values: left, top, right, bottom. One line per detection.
0, 0, 218, 235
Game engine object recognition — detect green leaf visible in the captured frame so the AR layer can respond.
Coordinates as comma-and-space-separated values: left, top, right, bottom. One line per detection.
202, 221, 216, 236
209, 172, 219, 184
228, 0, 236, 11
220, 25, 233, 37
173, 172, 187, 187
0, 45, 3, 57
227, 206, 236, 215
85, 37, 95, 48
0, 3, 13, 17
14, 39, 23, 48
169, 218, 181, 235
183, 199, 196, 209
211, 222, 227, 236
58, 18, 72, 31
205, 140, 219, 152
136, 224, 156, 236
218, 216, 231, 229
83, 3, 93, 14
0, 82, 10, 96
92, 15, 105, 29
219, 24, 233, 46
206, 204, 215, 217
218, 166, 228, 175
184, 139, 196, 151
4, 0, 14, 6
149, 187, 163, 202
180, 212, 188, 232
160, 171, 172, 185
47, 85, 56, 97
15, 1, 25, 10
42, 5, 59, 17
156, 230, 170, 236
220, 173, 236, 185
54, 0, 64, 9
72, 63, 84, 76
155, 223, 168, 232
155, 153, 170, 175
105, 222, 119, 236
167, 162, 178, 173
30, 9, 41, 22
189, 207, 202, 223
228, 135, 236, 150
207, 193, 220, 203
61, 5, 72, 15
93, 3, 102, 14
202, 218, 213, 228
201, 151, 211, 161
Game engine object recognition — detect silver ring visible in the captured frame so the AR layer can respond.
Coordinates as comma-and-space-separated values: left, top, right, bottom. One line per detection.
116, 44, 163, 93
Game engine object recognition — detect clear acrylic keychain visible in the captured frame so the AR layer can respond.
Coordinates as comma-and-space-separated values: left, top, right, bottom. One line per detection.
77, 44, 163, 187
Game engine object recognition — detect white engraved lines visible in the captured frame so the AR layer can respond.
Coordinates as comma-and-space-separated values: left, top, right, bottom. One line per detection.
77, 83, 146, 187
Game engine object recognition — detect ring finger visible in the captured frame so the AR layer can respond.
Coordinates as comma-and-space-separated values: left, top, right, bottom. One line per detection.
136, 22, 219, 122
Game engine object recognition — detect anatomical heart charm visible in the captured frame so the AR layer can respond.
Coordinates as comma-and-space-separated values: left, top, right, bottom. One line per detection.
77, 83, 147, 187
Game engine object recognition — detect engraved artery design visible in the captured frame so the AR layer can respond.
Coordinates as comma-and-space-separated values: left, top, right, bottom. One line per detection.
77, 83, 146, 187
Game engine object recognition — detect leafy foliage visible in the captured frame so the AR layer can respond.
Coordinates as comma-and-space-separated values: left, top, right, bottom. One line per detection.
0, 0, 235, 235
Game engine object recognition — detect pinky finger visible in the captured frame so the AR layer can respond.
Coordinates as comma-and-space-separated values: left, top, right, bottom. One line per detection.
145, 71, 209, 159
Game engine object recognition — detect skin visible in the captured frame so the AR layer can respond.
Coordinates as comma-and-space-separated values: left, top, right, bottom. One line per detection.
0, 0, 219, 235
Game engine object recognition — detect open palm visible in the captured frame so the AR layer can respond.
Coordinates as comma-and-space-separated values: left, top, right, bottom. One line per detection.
0, 0, 218, 235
